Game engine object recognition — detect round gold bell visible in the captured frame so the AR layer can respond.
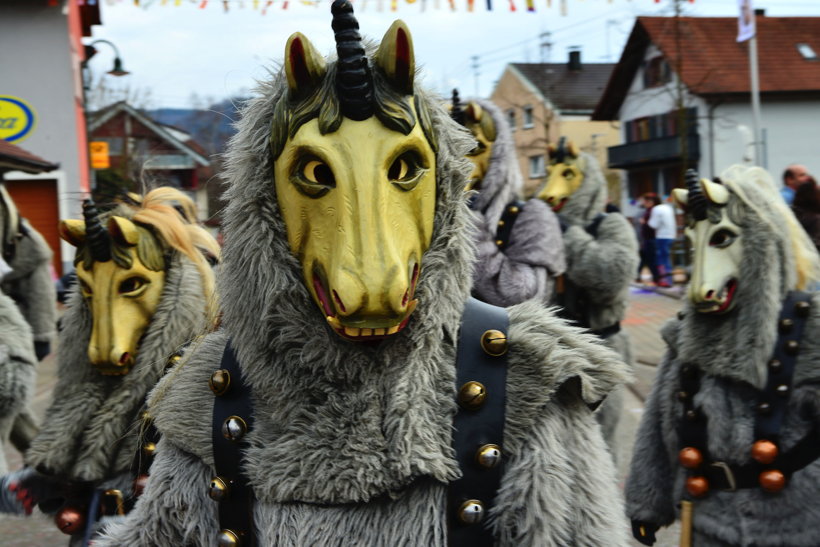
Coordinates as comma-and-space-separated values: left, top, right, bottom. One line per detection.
685, 476, 709, 498
678, 447, 703, 469
222, 415, 248, 442
457, 499, 485, 525
759, 469, 786, 493
209, 476, 231, 502
458, 381, 487, 410
475, 444, 502, 468
209, 369, 232, 396
167, 353, 182, 369
142, 441, 157, 458
481, 329, 508, 357
217, 528, 242, 547
55, 506, 86, 535
751, 440, 778, 465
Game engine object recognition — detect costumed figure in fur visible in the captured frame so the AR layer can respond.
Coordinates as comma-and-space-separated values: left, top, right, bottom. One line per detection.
0, 187, 219, 545
534, 138, 638, 453
627, 166, 820, 547
450, 91, 565, 307
0, 290, 37, 475
0, 183, 57, 361
96, 4, 631, 546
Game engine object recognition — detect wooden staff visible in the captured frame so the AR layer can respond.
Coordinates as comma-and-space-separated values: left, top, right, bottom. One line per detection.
679, 500, 694, 547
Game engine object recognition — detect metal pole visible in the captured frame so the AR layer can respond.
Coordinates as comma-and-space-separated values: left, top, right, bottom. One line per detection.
748, 34, 763, 165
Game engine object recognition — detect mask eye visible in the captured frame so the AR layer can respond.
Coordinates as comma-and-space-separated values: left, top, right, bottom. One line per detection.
80, 280, 93, 297
467, 141, 487, 157
389, 151, 427, 191
563, 169, 574, 180
709, 228, 737, 249
292, 157, 336, 198
119, 276, 148, 296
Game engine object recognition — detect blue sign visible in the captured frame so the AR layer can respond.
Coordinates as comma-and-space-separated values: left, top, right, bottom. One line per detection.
0, 96, 37, 143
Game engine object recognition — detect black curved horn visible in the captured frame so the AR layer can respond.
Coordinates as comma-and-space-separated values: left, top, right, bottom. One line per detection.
552, 136, 568, 164
331, 0, 374, 121
451, 89, 465, 126
685, 169, 708, 221
83, 199, 112, 262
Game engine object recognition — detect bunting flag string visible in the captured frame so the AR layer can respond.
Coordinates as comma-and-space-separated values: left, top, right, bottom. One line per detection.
60, 0, 695, 14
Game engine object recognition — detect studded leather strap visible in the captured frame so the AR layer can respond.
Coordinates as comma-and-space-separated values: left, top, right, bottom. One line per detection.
494, 200, 525, 250
448, 297, 509, 547
212, 341, 256, 546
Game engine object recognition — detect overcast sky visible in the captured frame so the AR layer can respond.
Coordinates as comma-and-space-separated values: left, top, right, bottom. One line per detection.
85, 0, 820, 109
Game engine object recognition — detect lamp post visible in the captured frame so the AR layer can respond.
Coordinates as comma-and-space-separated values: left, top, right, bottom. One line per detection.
80, 39, 130, 195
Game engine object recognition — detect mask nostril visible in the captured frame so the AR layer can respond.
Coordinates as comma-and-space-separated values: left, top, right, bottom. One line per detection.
705, 290, 715, 300
332, 289, 346, 313
119, 352, 130, 366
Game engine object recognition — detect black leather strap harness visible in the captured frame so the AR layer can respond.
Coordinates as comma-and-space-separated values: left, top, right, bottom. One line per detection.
447, 297, 509, 546
209, 297, 510, 546
677, 291, 820, 494
494, 200, 525, 251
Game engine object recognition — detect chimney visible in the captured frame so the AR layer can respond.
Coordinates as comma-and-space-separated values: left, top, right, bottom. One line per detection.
754, 8, 765, 16
568, 47, 582, 71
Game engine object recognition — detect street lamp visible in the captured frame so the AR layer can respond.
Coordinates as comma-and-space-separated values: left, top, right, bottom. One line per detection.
83, 39, 130, 78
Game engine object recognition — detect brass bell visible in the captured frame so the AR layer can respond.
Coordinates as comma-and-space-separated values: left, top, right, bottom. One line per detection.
769, 359, 783, 373
751, 440, 778, 465
685, 476, 709, 498
759, 469, 786, 493
209, 476, 231, 502
497, 220, 505, 227
776, 384, 789, 396
458, 381, 487, 410
133, 473, 149, 497
481, 329, 508, 357
457, 499, 485, 525
779, 318, 794, 334
210, 369, 232, 396
795, 300, 811, 317
495, 240, 504, 247
142, 441, 157, 458
475, 444, 502, 468
784, 340, 799, 355
678, 447, 703, 469
167, 353, 183, 369
140, 410, 152, 422
222, 415, 248, 442
508, 205, 520, 214
217, 529, 242, 547
55, 506, 86, 535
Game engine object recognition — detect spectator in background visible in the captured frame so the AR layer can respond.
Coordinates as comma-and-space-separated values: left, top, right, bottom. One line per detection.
637, 193, 661, 285
792, 176, 820, 252
648, 195, 676, 288
781, 164, 811, 205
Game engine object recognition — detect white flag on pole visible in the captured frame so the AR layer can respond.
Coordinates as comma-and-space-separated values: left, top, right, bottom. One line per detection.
737, 0, 756, 42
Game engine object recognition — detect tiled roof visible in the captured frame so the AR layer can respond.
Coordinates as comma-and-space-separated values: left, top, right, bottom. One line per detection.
594, 15, 820, 120
0, 140, 59, 174
511, 61, 615, 113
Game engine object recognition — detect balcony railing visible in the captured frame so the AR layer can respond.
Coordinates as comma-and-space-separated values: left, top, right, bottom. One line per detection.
142, 154, 197, 170
607, 134, 700, 169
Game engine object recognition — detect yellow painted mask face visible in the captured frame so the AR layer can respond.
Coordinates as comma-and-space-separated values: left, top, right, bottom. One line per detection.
61, 215, 166, 375
274, 115, 436, 341
461, 101, 496, 192
537, 139, 583, 212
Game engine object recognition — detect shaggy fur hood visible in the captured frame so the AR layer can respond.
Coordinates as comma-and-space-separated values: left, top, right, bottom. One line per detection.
25, 255, 211, 483
559, 151, 608, 225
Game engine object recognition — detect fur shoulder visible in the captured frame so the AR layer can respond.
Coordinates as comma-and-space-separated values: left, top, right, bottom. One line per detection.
148, 330, 228, 468
506, 300, 632, 426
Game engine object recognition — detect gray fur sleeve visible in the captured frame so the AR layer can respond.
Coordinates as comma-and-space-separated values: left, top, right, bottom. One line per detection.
12, 228, 57, 342
95, 439, 217, 546
493, 385, 630, 546
472, 200, 566, 307
0, 292, 35, 416
625, 349, 677, 527
563, 213, 639, 305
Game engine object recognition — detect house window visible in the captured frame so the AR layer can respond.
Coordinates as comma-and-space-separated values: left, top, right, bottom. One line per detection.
507, 109, 516, 131
523, 106, 534, 129
643, 56, 672, 88
96, 137, 123, 155
797, 43, 818, 60
528, 155, 545, 178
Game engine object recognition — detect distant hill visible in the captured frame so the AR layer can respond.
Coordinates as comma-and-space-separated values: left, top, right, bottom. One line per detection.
149, 97, 247, 155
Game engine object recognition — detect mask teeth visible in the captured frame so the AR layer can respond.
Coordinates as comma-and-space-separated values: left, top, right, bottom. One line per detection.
331, 0, 374, 121
451, 89, 465, 126
83, 199, 112, 262
685, 169, 708, 221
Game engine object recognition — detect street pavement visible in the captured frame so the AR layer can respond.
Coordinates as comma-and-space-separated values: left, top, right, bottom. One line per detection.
1, 285, 685, 546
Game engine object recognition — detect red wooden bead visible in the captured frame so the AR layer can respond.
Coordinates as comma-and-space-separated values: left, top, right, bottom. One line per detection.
55, 506, 86, 535
685, 476, 710, 497
678, 447, 704, 469
751, 440, 779, 465
759, 469, 786, 493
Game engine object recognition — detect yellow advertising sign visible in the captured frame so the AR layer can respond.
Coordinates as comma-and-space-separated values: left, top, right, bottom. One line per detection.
0, 96, 37, 143
90, 141, 110, 169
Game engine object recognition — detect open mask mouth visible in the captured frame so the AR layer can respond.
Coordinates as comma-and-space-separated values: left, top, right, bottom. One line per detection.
548, 197, 568, 213
695, 278, 738, 314
312, 264, 421, 341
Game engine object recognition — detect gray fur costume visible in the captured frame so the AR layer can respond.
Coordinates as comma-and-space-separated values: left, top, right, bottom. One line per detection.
0, 186, 57, 357
467, 99, 565, 307
0, 290, 36, 475
546, 153, 638, 450
19, 204, 213, 544
627, 168, 820, 546
97, 42, 632, 546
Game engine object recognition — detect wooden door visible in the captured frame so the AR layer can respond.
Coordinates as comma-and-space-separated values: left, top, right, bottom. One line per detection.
4, 178, 61, 276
